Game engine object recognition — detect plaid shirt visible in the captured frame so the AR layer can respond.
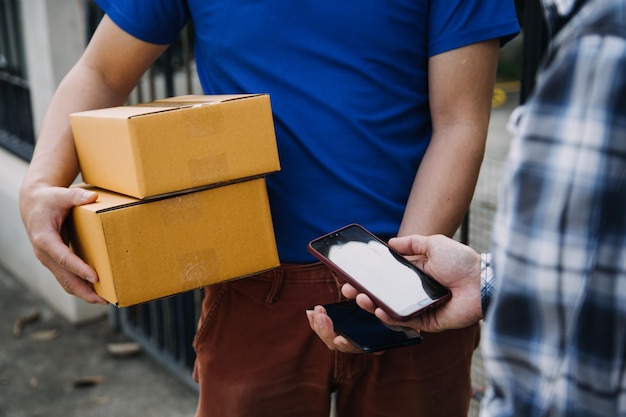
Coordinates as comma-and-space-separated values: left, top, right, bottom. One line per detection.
480, 1, 626, 416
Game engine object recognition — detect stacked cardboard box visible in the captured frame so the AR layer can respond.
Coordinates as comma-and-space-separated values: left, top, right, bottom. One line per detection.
66, 94, 281, 307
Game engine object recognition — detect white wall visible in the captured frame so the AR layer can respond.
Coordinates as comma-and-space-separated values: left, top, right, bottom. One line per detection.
22, 0, 87, 132
6, 0, 201, 323
0, 0, 106, 323
0, 150, 106, 322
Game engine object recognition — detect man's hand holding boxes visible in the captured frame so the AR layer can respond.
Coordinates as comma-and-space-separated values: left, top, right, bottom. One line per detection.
66, 94, 281, 307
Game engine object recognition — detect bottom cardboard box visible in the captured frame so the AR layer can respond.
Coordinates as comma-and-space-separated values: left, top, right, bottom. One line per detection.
67, 178, 279, 307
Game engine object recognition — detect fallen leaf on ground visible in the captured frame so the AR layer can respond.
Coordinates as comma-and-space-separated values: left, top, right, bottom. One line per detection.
73, 375, 106, 388
13, 309, 41, 338
29, 329, 60, 342
107, 342, 142, 357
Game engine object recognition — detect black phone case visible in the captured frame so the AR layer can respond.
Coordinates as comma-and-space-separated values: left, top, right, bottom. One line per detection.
321, 300, 423, 353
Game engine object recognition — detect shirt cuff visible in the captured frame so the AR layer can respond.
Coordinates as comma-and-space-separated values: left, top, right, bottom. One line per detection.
480, 253, 495, 317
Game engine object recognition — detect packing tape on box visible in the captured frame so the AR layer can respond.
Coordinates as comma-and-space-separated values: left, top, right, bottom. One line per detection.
160, 194, 203, 226
185, 104, 224, 136
178, 249, 219, 288
188, 154, 229, 185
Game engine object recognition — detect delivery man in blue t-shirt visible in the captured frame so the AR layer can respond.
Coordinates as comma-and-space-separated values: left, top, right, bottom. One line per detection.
19, 1, 519, 415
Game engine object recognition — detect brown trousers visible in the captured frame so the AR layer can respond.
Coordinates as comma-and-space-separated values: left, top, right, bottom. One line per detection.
193, 263, 479, 417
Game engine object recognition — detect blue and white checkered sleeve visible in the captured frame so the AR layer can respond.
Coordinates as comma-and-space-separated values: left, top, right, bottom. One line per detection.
480, 253, 495, 317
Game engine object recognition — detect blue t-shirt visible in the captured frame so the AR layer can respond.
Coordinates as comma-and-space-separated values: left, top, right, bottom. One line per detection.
96, 0, 519, 262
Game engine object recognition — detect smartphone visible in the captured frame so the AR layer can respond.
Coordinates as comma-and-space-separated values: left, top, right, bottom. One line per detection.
308, 223, 451, 320
317, 300, 423, 353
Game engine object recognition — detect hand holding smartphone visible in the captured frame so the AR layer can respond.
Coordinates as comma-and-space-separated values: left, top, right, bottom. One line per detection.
308, 224, 451, 321
317, 300, 423, 353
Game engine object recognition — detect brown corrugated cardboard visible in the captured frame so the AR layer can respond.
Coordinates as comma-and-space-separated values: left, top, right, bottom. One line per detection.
67, 178, 279, 307
69, 94, 280, 199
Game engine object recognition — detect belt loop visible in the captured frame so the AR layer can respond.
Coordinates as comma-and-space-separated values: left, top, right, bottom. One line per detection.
266, 268, 285, 304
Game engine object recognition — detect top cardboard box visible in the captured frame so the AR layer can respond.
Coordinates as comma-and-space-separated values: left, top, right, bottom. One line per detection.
70, 94, 280, 199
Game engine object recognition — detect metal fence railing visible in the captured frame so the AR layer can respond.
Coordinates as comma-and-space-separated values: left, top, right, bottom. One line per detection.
108, 289, 204, 392
0, 0, 35, 161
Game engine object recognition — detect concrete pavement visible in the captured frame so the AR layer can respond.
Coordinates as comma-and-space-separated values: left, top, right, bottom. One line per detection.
0, 264, 198, 417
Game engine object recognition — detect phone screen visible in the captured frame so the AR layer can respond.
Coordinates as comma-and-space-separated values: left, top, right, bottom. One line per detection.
308, 224, 450, 319
320, 300, 423, 352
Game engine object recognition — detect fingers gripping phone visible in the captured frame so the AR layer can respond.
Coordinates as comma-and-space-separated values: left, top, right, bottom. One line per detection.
317, 300, 423, 353
308, 224, 451, 321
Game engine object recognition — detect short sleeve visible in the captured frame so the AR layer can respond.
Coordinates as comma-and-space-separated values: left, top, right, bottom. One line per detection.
95, 0, 189, 45
429, 0, 520, 56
